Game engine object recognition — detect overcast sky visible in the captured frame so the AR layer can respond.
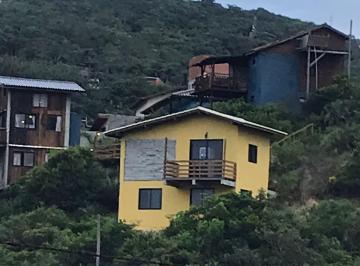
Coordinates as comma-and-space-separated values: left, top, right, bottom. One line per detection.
217, 0, 358, 37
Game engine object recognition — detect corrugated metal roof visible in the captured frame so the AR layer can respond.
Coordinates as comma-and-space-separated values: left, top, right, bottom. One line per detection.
105, 106, 287, 138
172, 89, 196, 97
0, 76, 85, 92
194, 24, 349, 65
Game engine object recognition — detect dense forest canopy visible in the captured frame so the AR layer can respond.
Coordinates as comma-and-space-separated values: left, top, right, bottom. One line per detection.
0, 0, 313, 117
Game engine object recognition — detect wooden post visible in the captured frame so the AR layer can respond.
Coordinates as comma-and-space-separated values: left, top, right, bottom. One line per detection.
96, 215, 101, 266
314, 46, 318, 90
163, 138, 168, 180
306, 46, 311, 99
3, 88, 10, 188
348, 19, 353, 80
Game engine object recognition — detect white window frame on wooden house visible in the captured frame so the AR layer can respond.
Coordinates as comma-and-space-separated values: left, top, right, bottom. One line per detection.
33, 94, 48, 108
15, 114, 36, 129
47, 115, 62, 132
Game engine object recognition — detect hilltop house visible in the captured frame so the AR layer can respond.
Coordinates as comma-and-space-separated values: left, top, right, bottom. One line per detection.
194, 24, 349, 110
135, 24, 349, 115
105, 107, 286, 230
0, 76, 85, 187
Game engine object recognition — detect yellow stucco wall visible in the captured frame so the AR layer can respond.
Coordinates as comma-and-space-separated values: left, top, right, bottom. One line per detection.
118, 114, 271, 230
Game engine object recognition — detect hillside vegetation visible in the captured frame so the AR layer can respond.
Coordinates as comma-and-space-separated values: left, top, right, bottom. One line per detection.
0, 0, 312, 117
1, 0, 360, 265
0, 77, 359, 265
1, 145, 360, 265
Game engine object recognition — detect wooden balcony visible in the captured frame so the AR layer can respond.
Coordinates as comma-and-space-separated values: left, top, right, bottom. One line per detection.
194, 74, 248, 98
0, 127, 6, 146
93, 143, 120, 161
164, 160, 236, 187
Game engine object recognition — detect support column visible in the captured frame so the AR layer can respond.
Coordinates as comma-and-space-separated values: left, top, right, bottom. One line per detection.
306, 47, 311, 99
64, 96, 71, 147
4, 90, 11, 188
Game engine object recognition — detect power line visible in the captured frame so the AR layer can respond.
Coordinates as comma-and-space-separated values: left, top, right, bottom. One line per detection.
1, 241, 175, 265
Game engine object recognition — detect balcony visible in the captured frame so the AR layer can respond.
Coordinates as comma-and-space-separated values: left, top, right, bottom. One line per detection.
93, 143, 120, 160
194, 74, 248, 98
164, 160, 236, 187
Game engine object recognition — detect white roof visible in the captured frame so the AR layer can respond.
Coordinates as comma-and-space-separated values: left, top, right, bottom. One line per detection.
105, 106, 287, 138
0, 75, 85, 92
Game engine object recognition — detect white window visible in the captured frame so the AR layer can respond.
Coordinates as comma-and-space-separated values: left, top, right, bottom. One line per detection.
13, 152, 21, 166
15, 114, 24, 128
15, 114, 36, 129
47, 115, 62, 132
13, 152, 34, 167
45, 152, 49, 163
33, 94, 48, 107
23, 152, 34, 167
56, 116, 62, 132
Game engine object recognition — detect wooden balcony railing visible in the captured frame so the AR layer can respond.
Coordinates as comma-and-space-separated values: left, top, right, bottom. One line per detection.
93, 143, 120, 160
194, 75, 248, 93
165, 160, 237, 181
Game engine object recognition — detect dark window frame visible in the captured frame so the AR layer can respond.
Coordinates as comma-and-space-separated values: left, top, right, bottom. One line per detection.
189, 139, 224, 160
14, 113, 37, 130
138, 189, 162, 210
240, 189, 253, 197
13, 152, 22, 166
248, 144, 258, 164
12, 151, 35, 167
190, 188, 215, 206
33, 93, 48, 108
46, 115, 62, 132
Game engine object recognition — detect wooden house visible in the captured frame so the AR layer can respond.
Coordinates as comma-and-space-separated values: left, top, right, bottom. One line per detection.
136, 24, 350, 116
105, 107, 286, 230
0, 76, 85, 187
193, 24, 349, 111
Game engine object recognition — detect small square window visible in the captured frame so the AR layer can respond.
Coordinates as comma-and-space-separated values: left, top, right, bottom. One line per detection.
23, 152, 34, 167
33, 94, 48, 107
15, 114, 36, 129
139, 189, 162, 210
191, 188, 214, 206
47, 115, 62, 132
248, 144, 258, 164
13, 152, 22, 166
240, 189, 252, 197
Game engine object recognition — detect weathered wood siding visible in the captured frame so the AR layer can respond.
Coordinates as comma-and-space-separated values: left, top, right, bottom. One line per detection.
10, 90, 66, 147
8, 147, 49, 184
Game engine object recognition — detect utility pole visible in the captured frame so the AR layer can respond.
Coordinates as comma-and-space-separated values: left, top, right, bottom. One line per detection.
348, 19, 353, 80
96, 215, 101, 266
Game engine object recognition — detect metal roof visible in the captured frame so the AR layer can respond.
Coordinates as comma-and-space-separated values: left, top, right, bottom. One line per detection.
194, 24, 349, 66
105, 106, 287, 138
0, 76, 85, 92
192, 55, 246, 67
245, 24, 349, 55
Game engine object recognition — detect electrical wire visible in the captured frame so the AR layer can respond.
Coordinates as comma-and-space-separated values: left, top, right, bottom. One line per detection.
1, 241, 176, 265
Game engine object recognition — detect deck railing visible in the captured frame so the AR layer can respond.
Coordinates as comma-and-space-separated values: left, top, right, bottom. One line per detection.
165, 160, 237, 181
194, 75, 247, 93
93, 143, 120, 160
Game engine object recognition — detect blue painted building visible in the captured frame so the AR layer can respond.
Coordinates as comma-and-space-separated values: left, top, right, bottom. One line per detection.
247, 52, 301, 111
136, 24, 349, 115
192, 24, 349, 113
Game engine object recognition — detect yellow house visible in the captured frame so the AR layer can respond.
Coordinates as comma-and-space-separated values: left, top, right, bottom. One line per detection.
105, 107, 286, 230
